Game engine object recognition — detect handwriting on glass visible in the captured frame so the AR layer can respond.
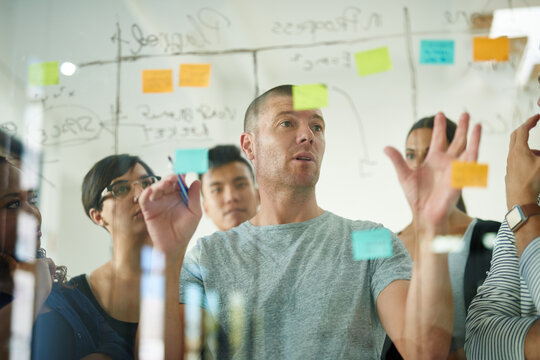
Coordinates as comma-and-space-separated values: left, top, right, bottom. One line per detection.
271, 7, 382, 40
116, 7, 232, 56
290, 51, 352, 71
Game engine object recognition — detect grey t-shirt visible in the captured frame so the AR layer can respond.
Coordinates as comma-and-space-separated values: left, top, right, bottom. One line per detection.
179, 211, 412, 359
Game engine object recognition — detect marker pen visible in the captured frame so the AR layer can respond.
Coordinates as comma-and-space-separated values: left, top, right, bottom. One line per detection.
167, 156, 189, 205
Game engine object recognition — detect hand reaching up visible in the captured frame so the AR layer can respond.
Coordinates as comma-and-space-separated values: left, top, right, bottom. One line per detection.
505, 114, 540, 209
139, 174, 202, 256
385, 112, 482, 235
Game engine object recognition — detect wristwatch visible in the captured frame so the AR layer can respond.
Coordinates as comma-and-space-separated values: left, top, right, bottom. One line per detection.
505, 203, 540, 232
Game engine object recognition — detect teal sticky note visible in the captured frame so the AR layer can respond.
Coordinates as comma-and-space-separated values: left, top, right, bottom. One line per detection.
420, 40, 454, 65
351, 228, 393, 260
354, 47, 393, 76
292, 84, 328, 110
174, 148, 209, 174
28, 62, 59, 86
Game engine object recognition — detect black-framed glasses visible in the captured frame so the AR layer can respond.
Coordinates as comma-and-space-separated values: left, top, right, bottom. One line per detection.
100, 175, 161, 200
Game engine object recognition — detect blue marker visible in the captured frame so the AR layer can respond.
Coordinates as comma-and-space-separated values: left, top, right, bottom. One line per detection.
168, 156, 189, 205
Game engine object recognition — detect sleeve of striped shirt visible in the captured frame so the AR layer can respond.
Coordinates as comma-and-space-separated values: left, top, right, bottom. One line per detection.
520, 237, 540, 312
465, 221, 539, 360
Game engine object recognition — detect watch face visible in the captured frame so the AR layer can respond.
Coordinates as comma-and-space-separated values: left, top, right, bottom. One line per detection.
506, 206, 525, 230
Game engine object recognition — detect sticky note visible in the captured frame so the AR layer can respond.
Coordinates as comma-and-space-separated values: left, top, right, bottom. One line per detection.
174, 148, 209, 174
179, 64, 211, 87
142, 69, 173, 93
292, 84, 328, 110
28, 62, 59, 86
420, 40, 455, 65
473, 37, 509, 62
354, 47, 393, 76
451, 161, 488, 188
351, 228, 393, 261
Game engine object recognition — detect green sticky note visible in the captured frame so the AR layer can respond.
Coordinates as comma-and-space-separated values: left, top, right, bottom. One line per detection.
292, 84, 328, 110
351, 228, 393, 260
354, 47, 393, 76
174, 148, 209, 174
28, 62, 59, 86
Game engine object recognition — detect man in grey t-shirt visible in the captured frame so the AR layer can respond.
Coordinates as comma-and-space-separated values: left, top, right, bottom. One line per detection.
140, 84, 483, 359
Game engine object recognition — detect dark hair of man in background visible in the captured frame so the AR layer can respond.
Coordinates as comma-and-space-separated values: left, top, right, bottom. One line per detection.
198, 145, 255, 186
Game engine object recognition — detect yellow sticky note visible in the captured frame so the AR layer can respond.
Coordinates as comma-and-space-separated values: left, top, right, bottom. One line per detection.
142, 69, 173, 93
179, 64, 211, 87
451, 161, 488, 188
292, 84, 328, 110
28, 62, 59, 86
473, 37, 509, 62
354, 47, 393, 76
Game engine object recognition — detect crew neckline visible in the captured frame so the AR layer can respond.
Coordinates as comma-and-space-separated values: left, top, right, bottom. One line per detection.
244, 211, 330, 231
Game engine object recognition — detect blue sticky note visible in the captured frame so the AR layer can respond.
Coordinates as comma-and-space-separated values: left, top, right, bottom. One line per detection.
174, 148, 209, 174
419, 40, 455, 65
351, 228, 393, 260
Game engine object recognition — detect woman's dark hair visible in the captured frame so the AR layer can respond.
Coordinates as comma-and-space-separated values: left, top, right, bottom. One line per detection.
407, 116, 467, 213
407, 116, 458, 146
81, 154, 155, 218
0, 130, 24, 162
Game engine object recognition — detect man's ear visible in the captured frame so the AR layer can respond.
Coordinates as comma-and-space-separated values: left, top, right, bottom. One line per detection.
255, 187, 260, 206
240, 132, 255, 161
89, 208, 106, 227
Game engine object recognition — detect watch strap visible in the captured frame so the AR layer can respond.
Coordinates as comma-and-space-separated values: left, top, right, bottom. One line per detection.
521, 204, 540, 218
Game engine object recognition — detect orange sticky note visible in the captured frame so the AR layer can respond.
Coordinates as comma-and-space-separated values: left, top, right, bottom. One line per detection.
451, 161, 488, 188
142, 69, 173, 93
179, 64, 211, 87
473, 37, 509, 62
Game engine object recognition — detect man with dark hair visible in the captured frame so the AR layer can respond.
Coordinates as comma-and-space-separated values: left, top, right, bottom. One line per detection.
199, 145, 259, 231
140, 84, 482, 359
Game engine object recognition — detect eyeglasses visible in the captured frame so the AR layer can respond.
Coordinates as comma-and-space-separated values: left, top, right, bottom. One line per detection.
100, 175, 161, 200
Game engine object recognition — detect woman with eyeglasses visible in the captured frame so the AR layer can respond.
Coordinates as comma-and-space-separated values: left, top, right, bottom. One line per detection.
71, 153, 189, 359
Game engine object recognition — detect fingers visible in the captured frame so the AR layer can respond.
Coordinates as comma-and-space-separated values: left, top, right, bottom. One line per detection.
463, 124, 482, 162
140, 174, 178, 203
384, 146, 410, 182
511, 114, 540, 155
447, 113, 470, 157
430, 112, 448, 153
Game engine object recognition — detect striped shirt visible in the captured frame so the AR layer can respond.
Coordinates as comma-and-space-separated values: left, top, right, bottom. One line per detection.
465, 220, 540, 359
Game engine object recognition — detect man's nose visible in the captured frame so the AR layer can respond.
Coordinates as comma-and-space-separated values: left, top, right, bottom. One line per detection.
223, 185, 238, 203
297, 122, 314, 145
